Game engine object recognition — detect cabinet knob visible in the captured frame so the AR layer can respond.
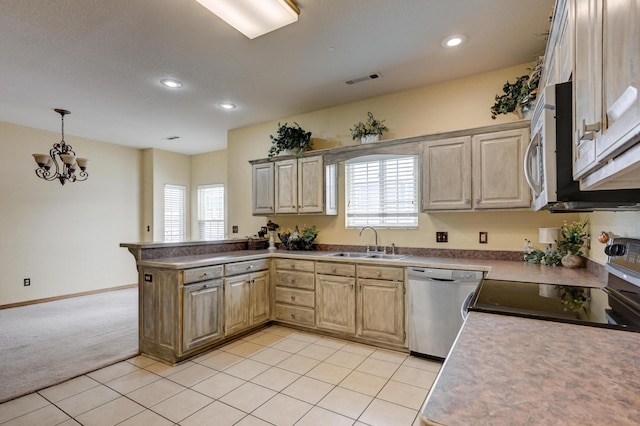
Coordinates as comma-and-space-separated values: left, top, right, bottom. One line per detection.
464, 198, 470, 204
203, 272, 209, 276
350, 283, 354, 290
290, 263, 295, 268
376, 271, 382, 277
291, 313, 296, 319
291, 295, 296, 301
475, 198, 480, 204
289, 277, 296, 283
246, 265, 254, 270
331, 267, 337, 273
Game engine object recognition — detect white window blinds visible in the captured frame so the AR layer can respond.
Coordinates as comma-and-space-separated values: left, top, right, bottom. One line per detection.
198, 184, 225, 240
164, 184, 186, 241
345, 155, 418, 228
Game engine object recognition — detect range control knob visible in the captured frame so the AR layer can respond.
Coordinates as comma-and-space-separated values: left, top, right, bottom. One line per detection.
605, 244, 627, 257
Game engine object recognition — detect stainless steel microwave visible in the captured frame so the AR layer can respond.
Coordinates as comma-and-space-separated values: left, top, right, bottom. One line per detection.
524, 82, 640, 212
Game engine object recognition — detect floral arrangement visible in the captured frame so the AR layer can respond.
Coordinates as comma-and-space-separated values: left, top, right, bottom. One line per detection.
490, 57, 542, 119
350, 112, 389, 140
557, 285, 590, 314
278, 225, 317, 250
524, 240, 562, 266
557, 219, 589, 256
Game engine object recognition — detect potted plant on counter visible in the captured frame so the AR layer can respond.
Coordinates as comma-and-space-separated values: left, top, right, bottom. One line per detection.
278, 225, 317, 250
557, 219, 589, 268
267, 122, 313, 159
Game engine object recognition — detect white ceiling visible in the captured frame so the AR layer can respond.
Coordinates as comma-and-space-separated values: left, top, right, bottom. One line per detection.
1, 0, 554, 155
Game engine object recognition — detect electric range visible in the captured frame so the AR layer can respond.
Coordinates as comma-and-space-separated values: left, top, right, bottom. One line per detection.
469, 237, 640, 332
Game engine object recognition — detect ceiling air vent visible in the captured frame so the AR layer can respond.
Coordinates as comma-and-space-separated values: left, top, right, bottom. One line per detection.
345, 72, 382, 85
164, 136, 180, 140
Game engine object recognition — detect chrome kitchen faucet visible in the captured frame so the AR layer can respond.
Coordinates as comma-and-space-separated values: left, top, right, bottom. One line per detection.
359, 226, 385, 253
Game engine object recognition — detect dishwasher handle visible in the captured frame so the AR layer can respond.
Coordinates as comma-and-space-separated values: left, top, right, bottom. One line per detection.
460, 291, 475, 321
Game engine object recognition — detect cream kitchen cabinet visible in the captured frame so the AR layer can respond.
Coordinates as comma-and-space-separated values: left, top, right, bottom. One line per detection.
273, 258, 316, 327
139, 264, 225, 364
421, 127, 530, 211
573, 0, 640, 188
224, 259, 270, 336
275, 155, 325, 214
356, 265, 405, 346
252, 162, 275, 215
541, 0, 572, 87
315, 262, 357, 334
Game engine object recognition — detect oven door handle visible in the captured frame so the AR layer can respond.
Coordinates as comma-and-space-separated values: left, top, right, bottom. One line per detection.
460, 291, 475, 321
523, 135, 541, 197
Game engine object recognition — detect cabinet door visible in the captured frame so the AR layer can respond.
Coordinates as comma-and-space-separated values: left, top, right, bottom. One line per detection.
598, 0, 640, 161
252, 163, 274, 215
472, 129, 531, 209
315, 274, 356, 334
297, 156, 324, 213
573, 0, 603, 178
224, 274, 250, 336
250, 270, 270, 324
356, 278, 405, 345
275, 159, 298, 214
421, 137, 472, 211
182, 279, 223, 353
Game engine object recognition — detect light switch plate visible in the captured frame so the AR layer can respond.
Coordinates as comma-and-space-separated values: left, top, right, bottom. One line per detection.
479, 232, 488, 244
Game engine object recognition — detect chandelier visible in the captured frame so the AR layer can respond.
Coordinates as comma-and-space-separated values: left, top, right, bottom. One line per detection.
32, 109, 89, 185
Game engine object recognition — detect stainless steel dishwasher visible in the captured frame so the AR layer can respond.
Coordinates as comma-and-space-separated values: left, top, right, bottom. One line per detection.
408, 267, 483, 359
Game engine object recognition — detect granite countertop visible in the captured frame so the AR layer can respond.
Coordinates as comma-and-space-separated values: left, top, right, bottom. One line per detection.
420, 312, 640, 425
136, 249, 604, 287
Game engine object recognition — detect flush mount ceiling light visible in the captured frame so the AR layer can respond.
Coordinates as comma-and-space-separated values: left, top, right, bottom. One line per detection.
196, 0, 300, 39
32, 109, 89, 185
218, 102, 237, 110
160, 78, 183, 88
441, 34, 468, 48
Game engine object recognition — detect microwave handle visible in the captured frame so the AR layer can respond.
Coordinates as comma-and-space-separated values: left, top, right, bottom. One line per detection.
523, 136, 540, 197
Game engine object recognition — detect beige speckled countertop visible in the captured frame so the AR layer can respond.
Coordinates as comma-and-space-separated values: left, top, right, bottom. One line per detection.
420, 312, 640, 425
136, 249, 604, 287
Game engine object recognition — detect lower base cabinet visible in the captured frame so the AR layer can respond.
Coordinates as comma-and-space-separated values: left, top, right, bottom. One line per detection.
357, 278, 405, 345
315, 273, 356, 334
224, 259, 270, 337
183, 279, 223, 352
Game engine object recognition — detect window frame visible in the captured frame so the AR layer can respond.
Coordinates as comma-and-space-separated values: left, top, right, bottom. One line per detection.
345, 154, 419, 229
197, 184, 225, 240
164, 184, 186, 241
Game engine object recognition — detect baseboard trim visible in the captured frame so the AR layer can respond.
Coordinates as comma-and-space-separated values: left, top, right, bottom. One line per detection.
0, 284, 138, 310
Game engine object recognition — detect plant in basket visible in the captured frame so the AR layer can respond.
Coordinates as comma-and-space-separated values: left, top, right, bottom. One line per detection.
278, 225, 317, 250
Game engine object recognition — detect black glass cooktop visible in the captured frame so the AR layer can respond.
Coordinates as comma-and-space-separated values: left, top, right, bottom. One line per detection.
469, 279, 640, 332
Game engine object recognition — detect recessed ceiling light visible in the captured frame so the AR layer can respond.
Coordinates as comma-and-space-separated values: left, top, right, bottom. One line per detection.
441, 35, 467, 48
218, 103, 237, 110
160, 79, 183, 88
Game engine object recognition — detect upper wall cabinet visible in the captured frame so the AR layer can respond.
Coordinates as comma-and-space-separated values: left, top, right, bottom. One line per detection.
572, 0, 640, 189
541, 0, 572, 87
252, 162, 275, 215
421, 127, 530, 212
251, 155, 337, 216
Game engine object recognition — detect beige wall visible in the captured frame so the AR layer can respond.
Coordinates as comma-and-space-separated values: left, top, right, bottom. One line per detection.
0, 121, 141, 305
582, 212, 640, 264
190, 150, 228, 240
226, 63, 584, 254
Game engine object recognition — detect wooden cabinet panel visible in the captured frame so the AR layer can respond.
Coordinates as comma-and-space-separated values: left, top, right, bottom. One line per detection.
275, 159, 298, 214
316, 262, 356, 277
224, 259, 269, 276
275, 304, 315, 326
274, 258, 315, 272
275, 287, 315, 308
182, 279, 223, 352
276, 270, 315, 290
356, 278, 405, 345
472, 129, 530, 209
422, 137, 472, 211
252, 162, 275, 215
298, 156, 324, 213
357, 265, 403, 281
224, 274, 250, 336
183, 265, 223, 284
251, 270, 270, 324
315, 274, 356, 334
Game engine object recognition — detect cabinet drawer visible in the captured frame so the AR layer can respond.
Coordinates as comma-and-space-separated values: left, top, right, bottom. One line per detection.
316, 262, 356, 277
275, 287, 315, 308
357, 265, 404, 281
276, 270, 315, 290
275, 303, 315, 326
183, 265, 224, 283
274, 258, 315, 272
225, 258, 269, 276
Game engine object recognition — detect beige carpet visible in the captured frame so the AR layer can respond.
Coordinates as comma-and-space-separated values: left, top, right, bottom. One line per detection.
0, 288, 139, 403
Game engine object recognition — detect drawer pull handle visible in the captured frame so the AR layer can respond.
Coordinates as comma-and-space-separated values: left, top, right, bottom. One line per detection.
290, 263, 295, 268
291, 295, 296, 301
290, 313, 296, 319
203, 272, 209, 276
331, 267, 337, 273
246, 265, 254, 270
376, 271, 382, 277
290, 277, 296, 283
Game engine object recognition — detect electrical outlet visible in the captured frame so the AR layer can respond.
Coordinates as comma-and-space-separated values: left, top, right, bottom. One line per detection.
479, 232, 488, 244
24, 278, 30, 286
436, 231, 448, 243
232, 225, 238, 234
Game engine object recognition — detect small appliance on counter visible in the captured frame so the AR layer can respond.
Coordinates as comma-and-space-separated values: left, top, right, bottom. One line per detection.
469, 237, 640, 331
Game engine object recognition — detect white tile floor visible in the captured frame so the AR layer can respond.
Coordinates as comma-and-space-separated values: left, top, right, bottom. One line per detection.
0, 325, 441, 426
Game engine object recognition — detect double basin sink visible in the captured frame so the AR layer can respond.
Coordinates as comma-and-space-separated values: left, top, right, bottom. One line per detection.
324, 252, 409, 261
